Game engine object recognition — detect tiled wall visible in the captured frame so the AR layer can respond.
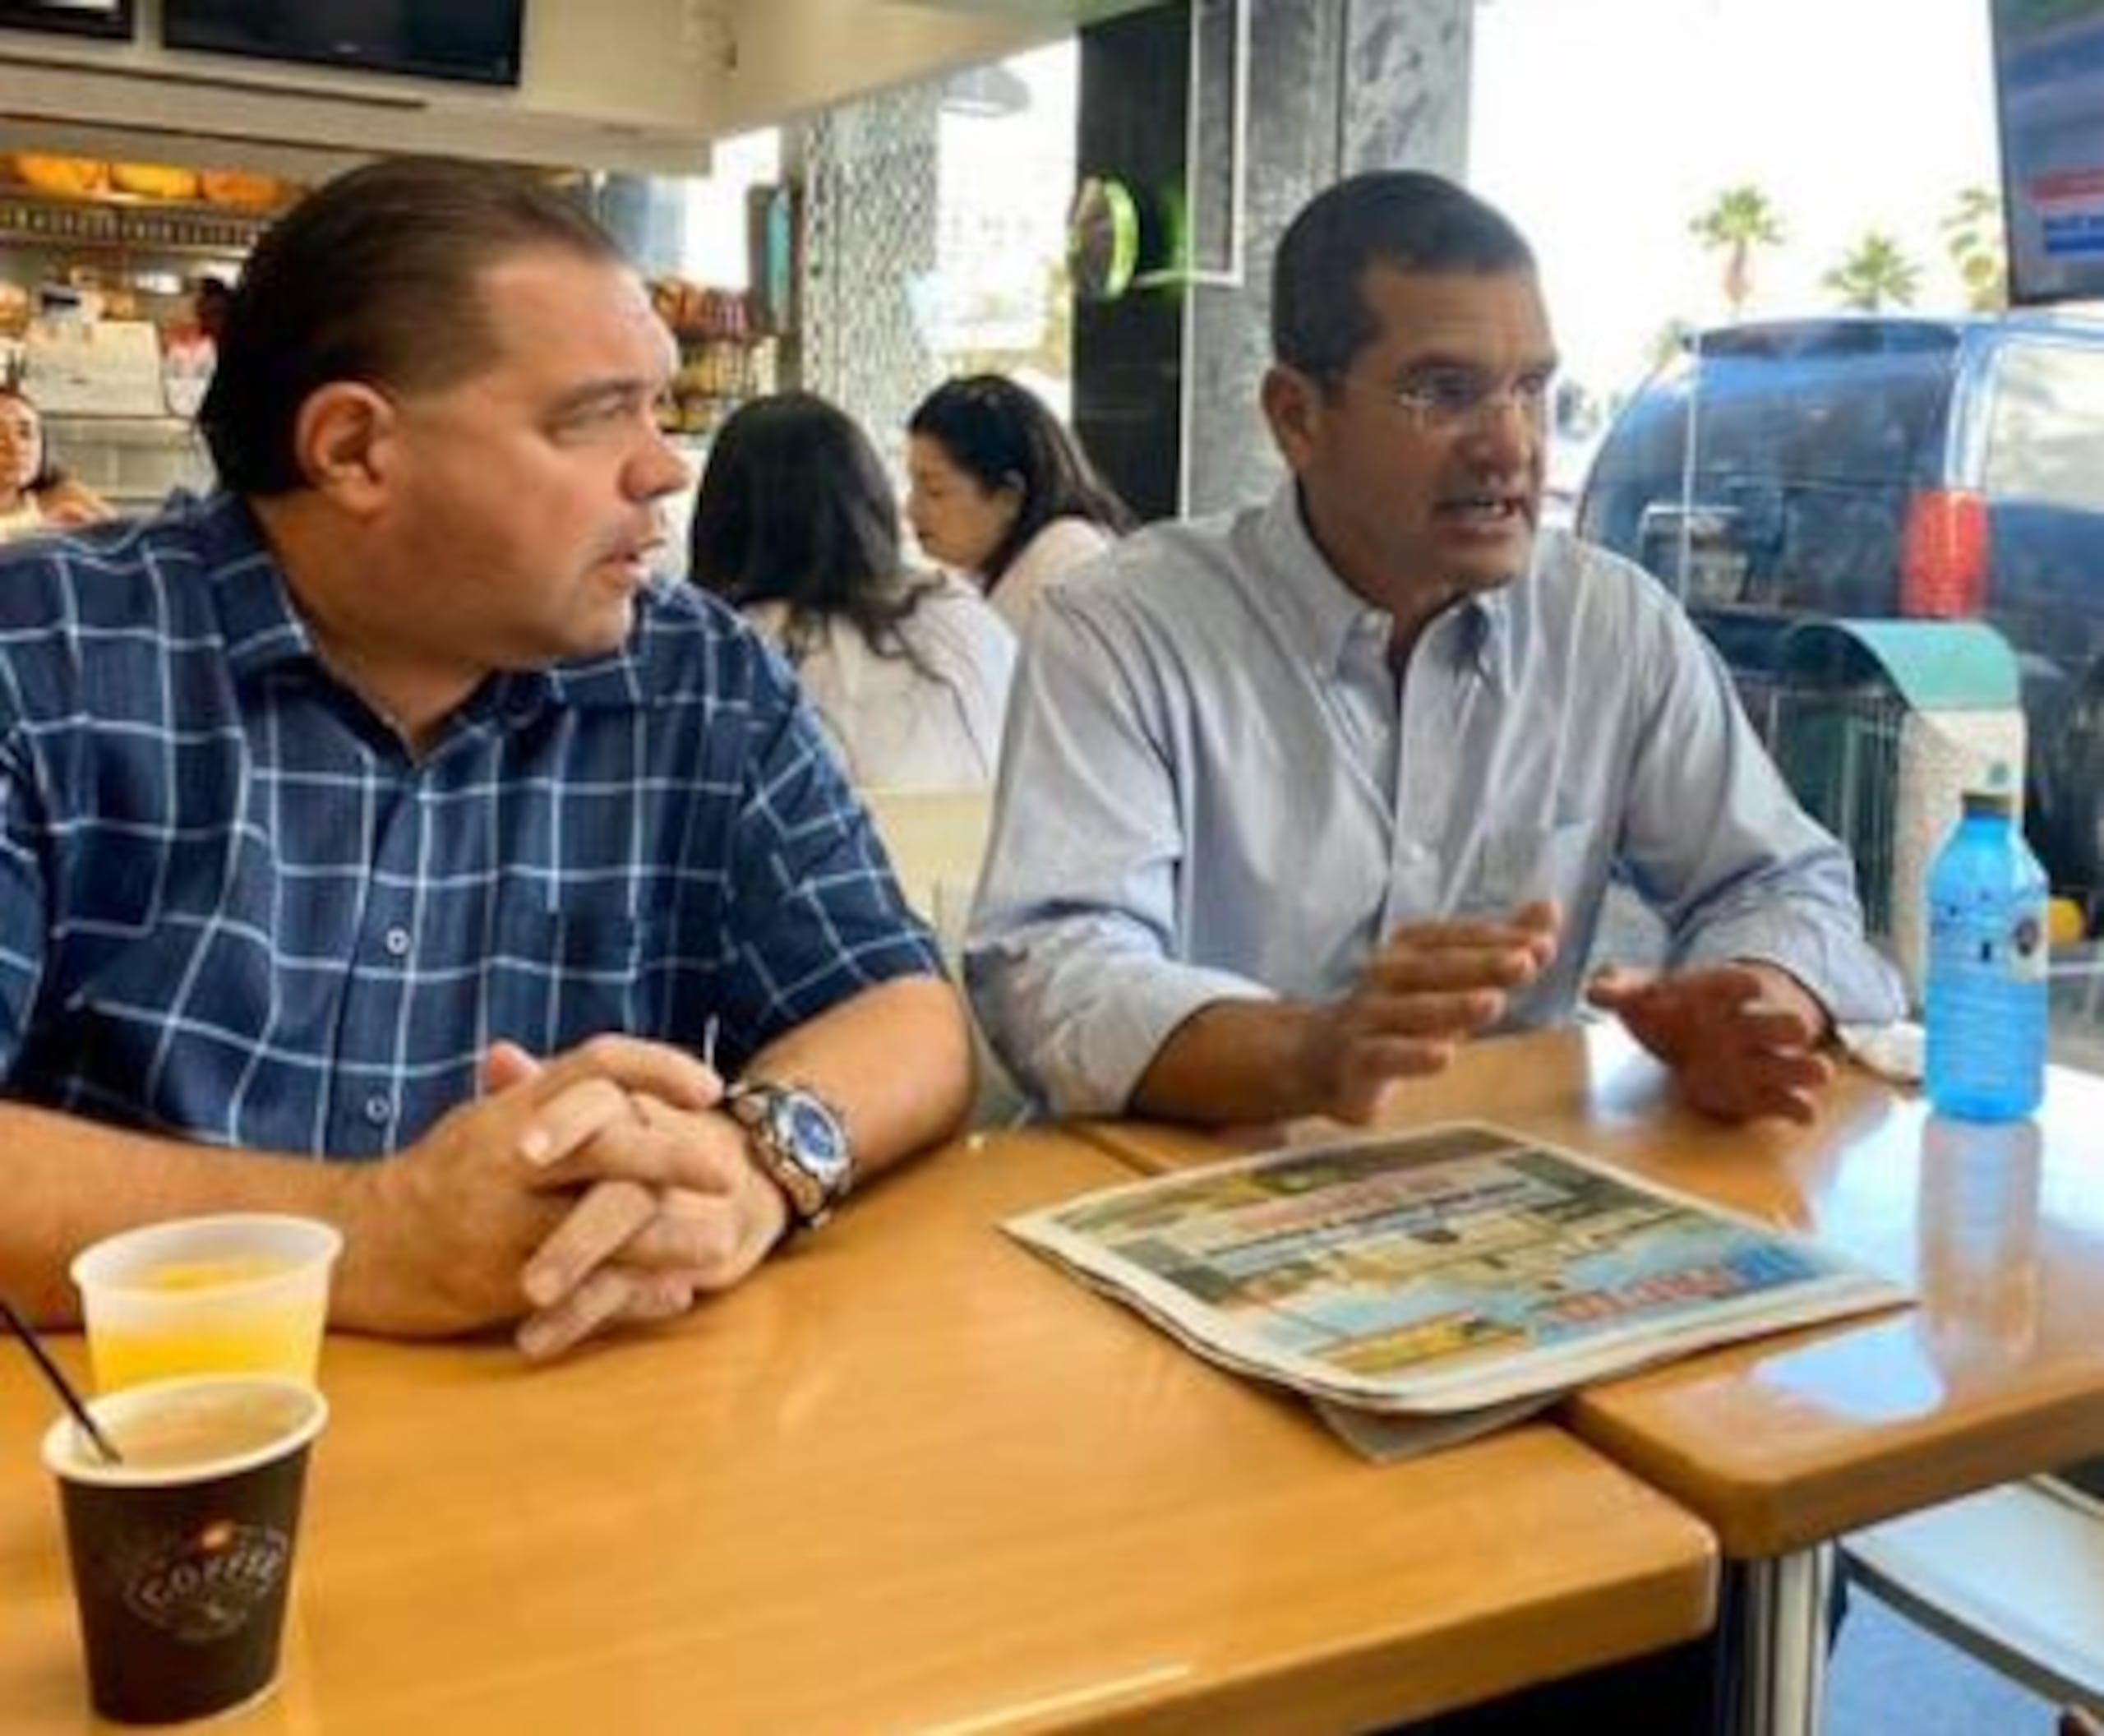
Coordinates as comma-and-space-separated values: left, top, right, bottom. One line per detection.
794, 85, 942, 478
1079, 0, 1474, 522
788, 0, 1476, 521
1185, 0, 1474, 517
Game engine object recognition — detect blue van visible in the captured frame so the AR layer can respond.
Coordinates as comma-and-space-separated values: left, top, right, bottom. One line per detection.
1577, 313, 2104, 898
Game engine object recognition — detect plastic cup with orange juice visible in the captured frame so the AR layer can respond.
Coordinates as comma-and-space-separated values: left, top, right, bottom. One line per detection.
71, 1216, 342, 1393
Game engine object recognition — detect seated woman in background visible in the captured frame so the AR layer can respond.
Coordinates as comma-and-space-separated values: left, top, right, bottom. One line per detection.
0, 384, 113, 542
690, 391, 1016, 790
906, 373, 1135, 630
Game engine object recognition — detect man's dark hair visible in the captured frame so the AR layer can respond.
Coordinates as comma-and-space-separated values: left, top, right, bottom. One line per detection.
907, 373, 1135, 588
689, 391, 941, 674
201, 156, 624, 495
1271, 170, 1537, 384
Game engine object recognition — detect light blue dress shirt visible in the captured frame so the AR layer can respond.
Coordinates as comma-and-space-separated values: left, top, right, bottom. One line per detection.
966, 481, 1906, 1115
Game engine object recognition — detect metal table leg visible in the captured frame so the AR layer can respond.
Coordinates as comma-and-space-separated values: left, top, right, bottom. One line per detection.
1734, 1544, 1834, 1736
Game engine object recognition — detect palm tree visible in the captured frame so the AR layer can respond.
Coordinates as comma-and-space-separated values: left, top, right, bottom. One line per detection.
1822, 233, 1923, 312
1689, 186, 1786, 318
1941, 185, 2009, 312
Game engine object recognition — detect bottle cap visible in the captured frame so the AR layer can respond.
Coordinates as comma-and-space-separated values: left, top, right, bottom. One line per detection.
1963, 761, 2018, 817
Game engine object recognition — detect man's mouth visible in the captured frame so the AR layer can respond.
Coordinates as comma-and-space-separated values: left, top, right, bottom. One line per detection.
602, 533, 664, 575
1436, 492, 1531, 526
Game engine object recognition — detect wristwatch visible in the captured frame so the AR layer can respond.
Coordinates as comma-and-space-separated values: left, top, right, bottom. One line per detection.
721, 1080, 853, 1230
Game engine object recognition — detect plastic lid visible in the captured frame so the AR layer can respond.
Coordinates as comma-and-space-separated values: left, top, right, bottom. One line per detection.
1962, 760, 2018, 815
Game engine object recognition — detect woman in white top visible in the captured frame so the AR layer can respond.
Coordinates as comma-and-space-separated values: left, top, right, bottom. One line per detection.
0, 383, 112, 543
905, 373, 1136, 631
690, 392, 1016, 790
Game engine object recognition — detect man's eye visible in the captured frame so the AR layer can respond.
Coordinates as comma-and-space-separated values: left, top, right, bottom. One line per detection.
555, 401, 631, 437
1405, 372, 1486, 414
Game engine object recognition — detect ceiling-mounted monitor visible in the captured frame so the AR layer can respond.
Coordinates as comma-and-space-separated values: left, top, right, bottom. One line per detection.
0, 0, 133, 40
162, 0, 525, 88
1992, 0, 2104, 304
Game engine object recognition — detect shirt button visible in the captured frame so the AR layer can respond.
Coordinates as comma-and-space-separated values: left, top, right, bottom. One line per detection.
383, 926, 412, 958
362, 1094, 393, 1125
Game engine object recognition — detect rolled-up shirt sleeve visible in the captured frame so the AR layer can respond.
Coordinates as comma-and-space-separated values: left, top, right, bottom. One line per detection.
965, 594, 1268, 1115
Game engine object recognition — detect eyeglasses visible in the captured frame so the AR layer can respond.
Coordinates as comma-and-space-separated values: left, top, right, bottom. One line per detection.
1339, 365, 1557, 435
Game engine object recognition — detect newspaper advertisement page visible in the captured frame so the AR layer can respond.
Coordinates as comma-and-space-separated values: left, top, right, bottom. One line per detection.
1005, 1123, 1909, 1420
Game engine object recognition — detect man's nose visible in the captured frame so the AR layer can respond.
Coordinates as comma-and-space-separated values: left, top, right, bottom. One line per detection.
630, 425, 692, 500
1463, 392, 1542, 461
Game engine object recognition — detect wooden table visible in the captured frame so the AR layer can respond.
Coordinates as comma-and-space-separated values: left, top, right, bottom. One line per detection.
0, 1128, 1716, 1734
1081, 1024, 2104, 1735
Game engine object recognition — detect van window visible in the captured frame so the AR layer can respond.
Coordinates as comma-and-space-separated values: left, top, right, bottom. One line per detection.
1689, 351, 1947, 487
1983, 344, 2104, 512
1583, 346, 1954, 621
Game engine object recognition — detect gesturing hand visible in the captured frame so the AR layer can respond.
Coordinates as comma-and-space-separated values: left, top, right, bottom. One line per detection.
1586, 961, 1834, 1125
1294, 900, 1560, 1123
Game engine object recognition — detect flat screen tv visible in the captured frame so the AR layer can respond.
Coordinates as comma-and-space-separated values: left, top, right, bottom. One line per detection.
162, 0, 524, 88
1991, 0, 2104, 304
0, 0, 133, 40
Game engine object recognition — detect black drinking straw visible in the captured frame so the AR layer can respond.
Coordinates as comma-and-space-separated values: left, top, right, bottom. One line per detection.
0, 1296, 122, 1466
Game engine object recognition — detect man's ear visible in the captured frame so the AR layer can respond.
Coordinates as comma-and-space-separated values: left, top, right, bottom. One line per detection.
292, 383, 396, 515
1261, 364, 1322, 472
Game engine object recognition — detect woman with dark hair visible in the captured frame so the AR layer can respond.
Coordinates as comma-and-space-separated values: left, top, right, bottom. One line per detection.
0, 384, 112, 542
905, 373, 1134, 630
690, 391, 1015, 790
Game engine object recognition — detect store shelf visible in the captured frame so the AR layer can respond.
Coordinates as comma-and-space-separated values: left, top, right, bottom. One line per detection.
0, 187, 268, 257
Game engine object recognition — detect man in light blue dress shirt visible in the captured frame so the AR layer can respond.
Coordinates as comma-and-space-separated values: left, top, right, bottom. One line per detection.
968, 170, 1904, 1129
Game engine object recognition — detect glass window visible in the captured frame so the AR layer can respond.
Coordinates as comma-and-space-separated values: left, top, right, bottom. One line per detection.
928, 41, 1077, 411
1983, 343, 2104, 511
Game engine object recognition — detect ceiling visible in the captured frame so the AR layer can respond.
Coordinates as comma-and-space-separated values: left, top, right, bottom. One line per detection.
0, 0, 1163, 179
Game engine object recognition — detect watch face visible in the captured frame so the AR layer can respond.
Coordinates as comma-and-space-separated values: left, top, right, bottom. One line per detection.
769, 1091, 850, 1187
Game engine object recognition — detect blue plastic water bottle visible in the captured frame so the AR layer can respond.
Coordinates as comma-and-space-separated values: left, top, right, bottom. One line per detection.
1923, 772, 2048, 1121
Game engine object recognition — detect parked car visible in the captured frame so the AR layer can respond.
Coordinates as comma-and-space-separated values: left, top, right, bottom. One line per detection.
1576, 312, 2104, 898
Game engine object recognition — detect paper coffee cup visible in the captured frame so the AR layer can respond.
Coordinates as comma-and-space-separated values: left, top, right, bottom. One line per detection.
41, 1374, 327, 1725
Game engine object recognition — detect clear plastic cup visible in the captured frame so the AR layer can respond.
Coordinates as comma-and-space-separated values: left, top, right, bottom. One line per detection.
71, 1215, 343, 1394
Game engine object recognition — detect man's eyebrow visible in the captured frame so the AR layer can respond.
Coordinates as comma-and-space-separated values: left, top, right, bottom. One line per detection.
548, 378, 658, 418
1391, 352, 1560, 377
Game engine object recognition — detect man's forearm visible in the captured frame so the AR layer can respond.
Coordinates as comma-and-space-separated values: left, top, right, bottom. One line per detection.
742, 975, 974, 1181
1129, 998, 1317, 1128
0, 1104, 367, 1326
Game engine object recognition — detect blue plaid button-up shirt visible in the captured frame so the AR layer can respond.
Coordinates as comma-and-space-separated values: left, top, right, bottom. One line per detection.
0, 492, 940, 1157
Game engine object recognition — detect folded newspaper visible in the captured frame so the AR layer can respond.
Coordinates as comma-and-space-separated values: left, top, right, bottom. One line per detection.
1006, 1122, 1911, 1461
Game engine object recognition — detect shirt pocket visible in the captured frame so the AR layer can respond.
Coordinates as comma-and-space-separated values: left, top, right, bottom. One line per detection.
1472, 815, 1602, 915
485, 896, 648, 1047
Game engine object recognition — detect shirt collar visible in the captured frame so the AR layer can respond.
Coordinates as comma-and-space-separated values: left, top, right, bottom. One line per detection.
194, 491, 317, 686
1254, 478, 1516, 688
1253, 480, 1382, 680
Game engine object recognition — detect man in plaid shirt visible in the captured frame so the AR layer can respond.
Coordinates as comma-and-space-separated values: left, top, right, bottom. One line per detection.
0, 159, 971, 1359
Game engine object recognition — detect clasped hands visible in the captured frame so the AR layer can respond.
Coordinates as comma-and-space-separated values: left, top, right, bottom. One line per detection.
358, 1035, 790, 1360
1297, 900, 1833, 1126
